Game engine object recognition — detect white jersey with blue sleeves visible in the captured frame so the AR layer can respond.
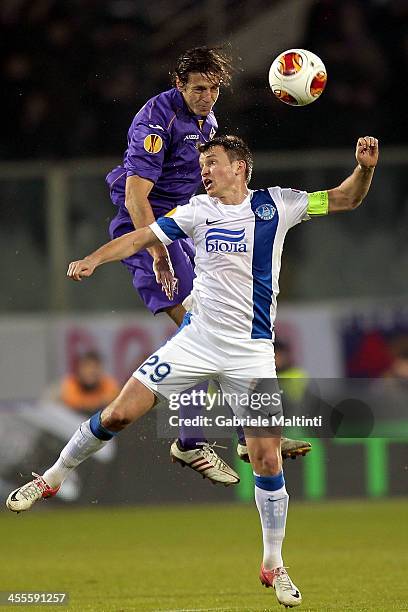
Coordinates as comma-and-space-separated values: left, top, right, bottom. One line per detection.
150, 187, 309, 340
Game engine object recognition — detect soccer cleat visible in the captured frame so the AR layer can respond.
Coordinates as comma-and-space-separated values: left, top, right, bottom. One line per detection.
237, 437, 312, 463
170, 439, 240, 486
6, 473, 60, 513
281, 437, 312, 460
236, 442, 251, 463
260, 565, 302, 608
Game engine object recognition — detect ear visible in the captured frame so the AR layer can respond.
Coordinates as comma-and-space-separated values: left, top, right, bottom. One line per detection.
175, 76, 184, 91
234, 160, 246, 176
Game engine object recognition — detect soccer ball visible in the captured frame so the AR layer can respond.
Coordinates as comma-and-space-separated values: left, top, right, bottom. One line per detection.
268, 49, 327, 106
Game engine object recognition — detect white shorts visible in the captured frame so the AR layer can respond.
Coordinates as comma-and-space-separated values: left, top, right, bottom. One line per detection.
133, 315, 280, 418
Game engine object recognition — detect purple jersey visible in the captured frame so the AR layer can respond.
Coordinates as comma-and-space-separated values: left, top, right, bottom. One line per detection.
107, 87, 217, 316
106, 88, 217, 220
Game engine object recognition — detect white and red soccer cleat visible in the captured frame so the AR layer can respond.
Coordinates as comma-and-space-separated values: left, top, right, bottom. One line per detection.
6, 473, 60, 513
260, 565, 302, 608
170, 439, 239, 485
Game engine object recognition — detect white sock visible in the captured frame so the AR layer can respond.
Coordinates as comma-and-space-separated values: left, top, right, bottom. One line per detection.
255, 481, 289, 570
43, 420, 109, 488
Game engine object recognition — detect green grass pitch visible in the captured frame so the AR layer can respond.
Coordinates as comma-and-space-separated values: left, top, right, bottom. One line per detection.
0, 499, 407, 611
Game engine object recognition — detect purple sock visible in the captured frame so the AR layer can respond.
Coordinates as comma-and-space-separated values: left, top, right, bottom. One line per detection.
178, 381, 208, 450
236, 425, 246, 445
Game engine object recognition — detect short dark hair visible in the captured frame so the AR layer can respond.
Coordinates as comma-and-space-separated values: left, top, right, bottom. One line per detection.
77, 350, 102, 365
197, 135, 253, 183
171, 46, 234, 87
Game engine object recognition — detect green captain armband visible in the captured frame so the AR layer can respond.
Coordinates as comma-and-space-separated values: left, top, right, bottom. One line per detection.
307, 191, 329, 216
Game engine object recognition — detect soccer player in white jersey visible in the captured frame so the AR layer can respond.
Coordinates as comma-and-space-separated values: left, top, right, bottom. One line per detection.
7, 134, 379, 608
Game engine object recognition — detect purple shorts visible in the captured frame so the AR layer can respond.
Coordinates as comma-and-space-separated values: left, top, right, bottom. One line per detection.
109, 210, 196, 314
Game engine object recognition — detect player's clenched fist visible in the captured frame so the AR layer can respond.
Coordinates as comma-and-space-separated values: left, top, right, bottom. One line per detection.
67, 258, 96, 281
355, 136, 379, 169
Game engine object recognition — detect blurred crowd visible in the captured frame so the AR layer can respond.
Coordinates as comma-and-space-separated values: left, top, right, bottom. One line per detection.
1, 0, 152, 158
236, 0, 408, 149
300, 0, 407, 147
44, 350, 120, 415
1, 0, 407, 158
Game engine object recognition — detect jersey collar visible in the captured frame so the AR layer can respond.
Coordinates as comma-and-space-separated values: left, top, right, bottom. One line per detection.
211, 191, 251, 207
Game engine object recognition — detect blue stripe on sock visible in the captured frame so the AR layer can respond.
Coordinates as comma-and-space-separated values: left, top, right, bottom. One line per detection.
255, 471, 285, 491
89, 410, 117, 441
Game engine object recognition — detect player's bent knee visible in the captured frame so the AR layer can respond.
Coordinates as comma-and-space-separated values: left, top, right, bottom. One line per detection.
252, 449, 281, 475
101, 377, 156, 432
101, 403, 132, 431
261, 455, 281, 475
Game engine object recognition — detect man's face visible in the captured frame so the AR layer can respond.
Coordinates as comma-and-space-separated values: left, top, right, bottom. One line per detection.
200, 146, 242, 197
275, 348, 291, 373
176, 72, 220, 116
77, 358, 103, 389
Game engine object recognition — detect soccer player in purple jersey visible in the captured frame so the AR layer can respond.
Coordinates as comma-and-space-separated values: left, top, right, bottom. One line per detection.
106, 46, 310, 484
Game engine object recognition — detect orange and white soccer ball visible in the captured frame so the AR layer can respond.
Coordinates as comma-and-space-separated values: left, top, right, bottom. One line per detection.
269, 48, 327, 106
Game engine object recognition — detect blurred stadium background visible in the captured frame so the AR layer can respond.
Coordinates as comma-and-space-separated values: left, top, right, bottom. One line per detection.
0, 1, 407, 610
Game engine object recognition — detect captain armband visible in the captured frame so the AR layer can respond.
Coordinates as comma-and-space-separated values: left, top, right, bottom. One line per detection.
307, 191, 329, 216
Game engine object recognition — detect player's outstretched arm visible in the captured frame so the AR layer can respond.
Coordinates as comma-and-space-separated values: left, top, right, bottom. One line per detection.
327, 136, 379, 213
67, 227, 159, 281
